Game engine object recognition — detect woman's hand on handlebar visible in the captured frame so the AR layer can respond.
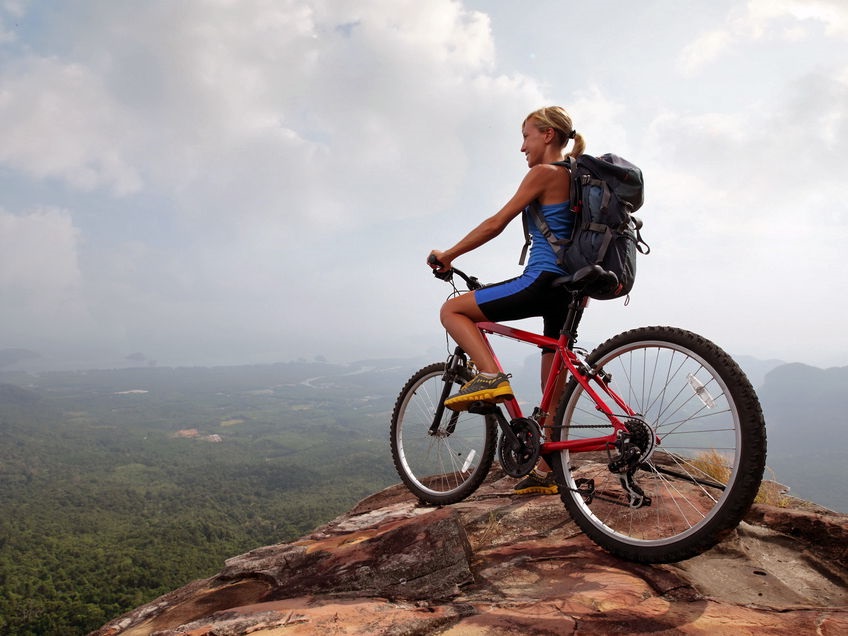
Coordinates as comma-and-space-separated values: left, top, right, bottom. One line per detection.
427, 252, 480, 289
428, 250, 452, 273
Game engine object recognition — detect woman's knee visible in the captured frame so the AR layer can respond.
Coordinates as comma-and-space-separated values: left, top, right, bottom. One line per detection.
440, 294, 481, 327
440, 301, 463, 328
439, 303, 451, 328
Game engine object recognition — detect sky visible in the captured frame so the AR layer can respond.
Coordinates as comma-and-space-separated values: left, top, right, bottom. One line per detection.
0, 0, 846, 371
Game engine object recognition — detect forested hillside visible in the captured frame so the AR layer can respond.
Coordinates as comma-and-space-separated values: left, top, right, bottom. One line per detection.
0, 360, 416, 635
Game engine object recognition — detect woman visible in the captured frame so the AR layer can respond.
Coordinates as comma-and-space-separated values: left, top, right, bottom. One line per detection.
428, 105, 585, 494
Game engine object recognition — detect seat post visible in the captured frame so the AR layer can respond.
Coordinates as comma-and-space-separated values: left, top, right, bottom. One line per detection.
560, 292, 587, 349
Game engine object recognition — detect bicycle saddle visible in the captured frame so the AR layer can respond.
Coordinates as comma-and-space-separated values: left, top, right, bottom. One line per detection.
552, 264, 619, 294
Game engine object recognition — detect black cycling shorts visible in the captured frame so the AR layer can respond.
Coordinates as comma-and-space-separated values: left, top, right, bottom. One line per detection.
474, 270, 570, 352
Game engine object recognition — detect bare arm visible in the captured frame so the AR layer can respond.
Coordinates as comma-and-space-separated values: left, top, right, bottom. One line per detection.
429, 165, 559, 270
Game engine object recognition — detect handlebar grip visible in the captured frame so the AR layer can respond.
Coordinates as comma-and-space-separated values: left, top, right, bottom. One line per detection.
428, 254, 454, 281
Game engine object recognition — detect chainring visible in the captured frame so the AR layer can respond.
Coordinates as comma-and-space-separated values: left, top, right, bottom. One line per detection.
498, 417, 542, 478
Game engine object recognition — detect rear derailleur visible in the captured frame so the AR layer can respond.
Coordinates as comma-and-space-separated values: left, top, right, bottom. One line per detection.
607, 418, 654, 508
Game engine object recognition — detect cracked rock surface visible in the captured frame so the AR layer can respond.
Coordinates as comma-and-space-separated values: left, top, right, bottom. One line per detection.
92, 469, 848, 635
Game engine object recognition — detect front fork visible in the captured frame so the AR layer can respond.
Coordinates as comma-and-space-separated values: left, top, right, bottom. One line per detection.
429, 349, 469, 436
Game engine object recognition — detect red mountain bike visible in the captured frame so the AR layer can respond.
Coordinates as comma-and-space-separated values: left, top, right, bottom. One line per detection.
390, 266, 766, 563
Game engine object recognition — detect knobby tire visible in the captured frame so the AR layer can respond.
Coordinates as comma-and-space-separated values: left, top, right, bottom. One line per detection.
390, 362, 498, 505
548, 326, 766, 563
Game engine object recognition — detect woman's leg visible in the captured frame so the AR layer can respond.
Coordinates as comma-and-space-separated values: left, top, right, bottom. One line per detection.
449, 272, 548, 374
439, 293, 499, 373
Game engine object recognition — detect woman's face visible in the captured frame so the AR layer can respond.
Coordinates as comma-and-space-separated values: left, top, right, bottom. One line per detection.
521, 118, 550, 167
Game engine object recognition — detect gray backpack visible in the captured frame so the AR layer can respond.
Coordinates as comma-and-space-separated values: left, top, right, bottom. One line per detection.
521, 153, 650, 300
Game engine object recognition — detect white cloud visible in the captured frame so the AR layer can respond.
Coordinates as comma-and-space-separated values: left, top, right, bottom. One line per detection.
678, 29, 733, 75
646, 62, 848, 212
0, 0, 25, 42
0, 0, 521, 240
0, 58, 142, 194
2, 0, 26, 17
0, 0, 549, 365
680, 0, 848, 73
567, 87, 631, 154
745, 0, 848, 37
617, 59, 848, 366
0, 207, 90, 343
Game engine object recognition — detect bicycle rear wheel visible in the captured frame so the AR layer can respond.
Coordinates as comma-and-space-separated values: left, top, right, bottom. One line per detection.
549, 326, 766, 563
391, 362, 498, 505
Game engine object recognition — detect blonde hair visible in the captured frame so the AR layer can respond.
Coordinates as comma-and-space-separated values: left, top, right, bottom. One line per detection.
524, 106, 585, 158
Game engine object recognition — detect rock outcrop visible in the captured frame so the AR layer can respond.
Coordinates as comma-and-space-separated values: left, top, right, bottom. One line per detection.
93, 469, 848, 635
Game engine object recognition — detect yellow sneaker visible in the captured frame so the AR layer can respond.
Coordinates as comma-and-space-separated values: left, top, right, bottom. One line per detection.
513, 470, 559, 495
444, 372, 513, 411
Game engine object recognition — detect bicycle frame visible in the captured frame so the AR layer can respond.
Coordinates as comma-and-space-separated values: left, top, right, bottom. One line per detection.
475, 321, 640, 455
398, 263, 766, 562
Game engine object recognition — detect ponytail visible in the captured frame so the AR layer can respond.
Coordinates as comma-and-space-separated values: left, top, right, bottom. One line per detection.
568, 131, 586, 158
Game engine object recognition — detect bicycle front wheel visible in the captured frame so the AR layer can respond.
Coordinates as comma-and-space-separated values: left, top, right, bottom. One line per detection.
391, 362, 497, 505
549, 326, 766, 563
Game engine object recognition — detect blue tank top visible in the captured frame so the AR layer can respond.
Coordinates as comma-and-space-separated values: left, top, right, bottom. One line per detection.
523, 201, 574, 275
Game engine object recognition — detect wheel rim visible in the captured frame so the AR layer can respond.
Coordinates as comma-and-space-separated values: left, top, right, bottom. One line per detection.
395, 370, 491, 498
558, 339, 744, 547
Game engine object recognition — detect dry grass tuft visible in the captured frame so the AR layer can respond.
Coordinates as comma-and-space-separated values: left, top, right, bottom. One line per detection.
754, 466, 792, 507
690, 450, 791, 508
689, 449, 731, 484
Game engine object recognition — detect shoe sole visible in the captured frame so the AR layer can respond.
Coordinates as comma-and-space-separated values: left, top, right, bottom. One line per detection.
513, 485, 559, 495
444, 386, 514, 411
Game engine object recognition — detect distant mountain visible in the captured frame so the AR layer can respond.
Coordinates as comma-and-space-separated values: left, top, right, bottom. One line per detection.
758, 363, 848, 512
733, 355, 786, 391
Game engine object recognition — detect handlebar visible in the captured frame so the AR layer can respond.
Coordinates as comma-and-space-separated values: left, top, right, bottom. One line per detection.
427, 254, 482, 291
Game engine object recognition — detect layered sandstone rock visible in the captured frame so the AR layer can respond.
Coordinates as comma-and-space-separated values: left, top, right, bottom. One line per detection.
92, 470, 848, 635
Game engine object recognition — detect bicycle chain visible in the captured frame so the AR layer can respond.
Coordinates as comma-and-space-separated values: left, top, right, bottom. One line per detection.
543, 424, 614, 431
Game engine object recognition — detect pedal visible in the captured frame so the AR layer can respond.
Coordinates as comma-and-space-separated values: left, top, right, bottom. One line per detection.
468, 401, 499, 414
575, 478, 595, 504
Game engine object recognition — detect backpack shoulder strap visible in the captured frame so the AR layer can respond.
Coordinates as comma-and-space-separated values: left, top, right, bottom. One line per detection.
519, 211, 531, 266
519, 200, 570, 265
517, 160, 575, 266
